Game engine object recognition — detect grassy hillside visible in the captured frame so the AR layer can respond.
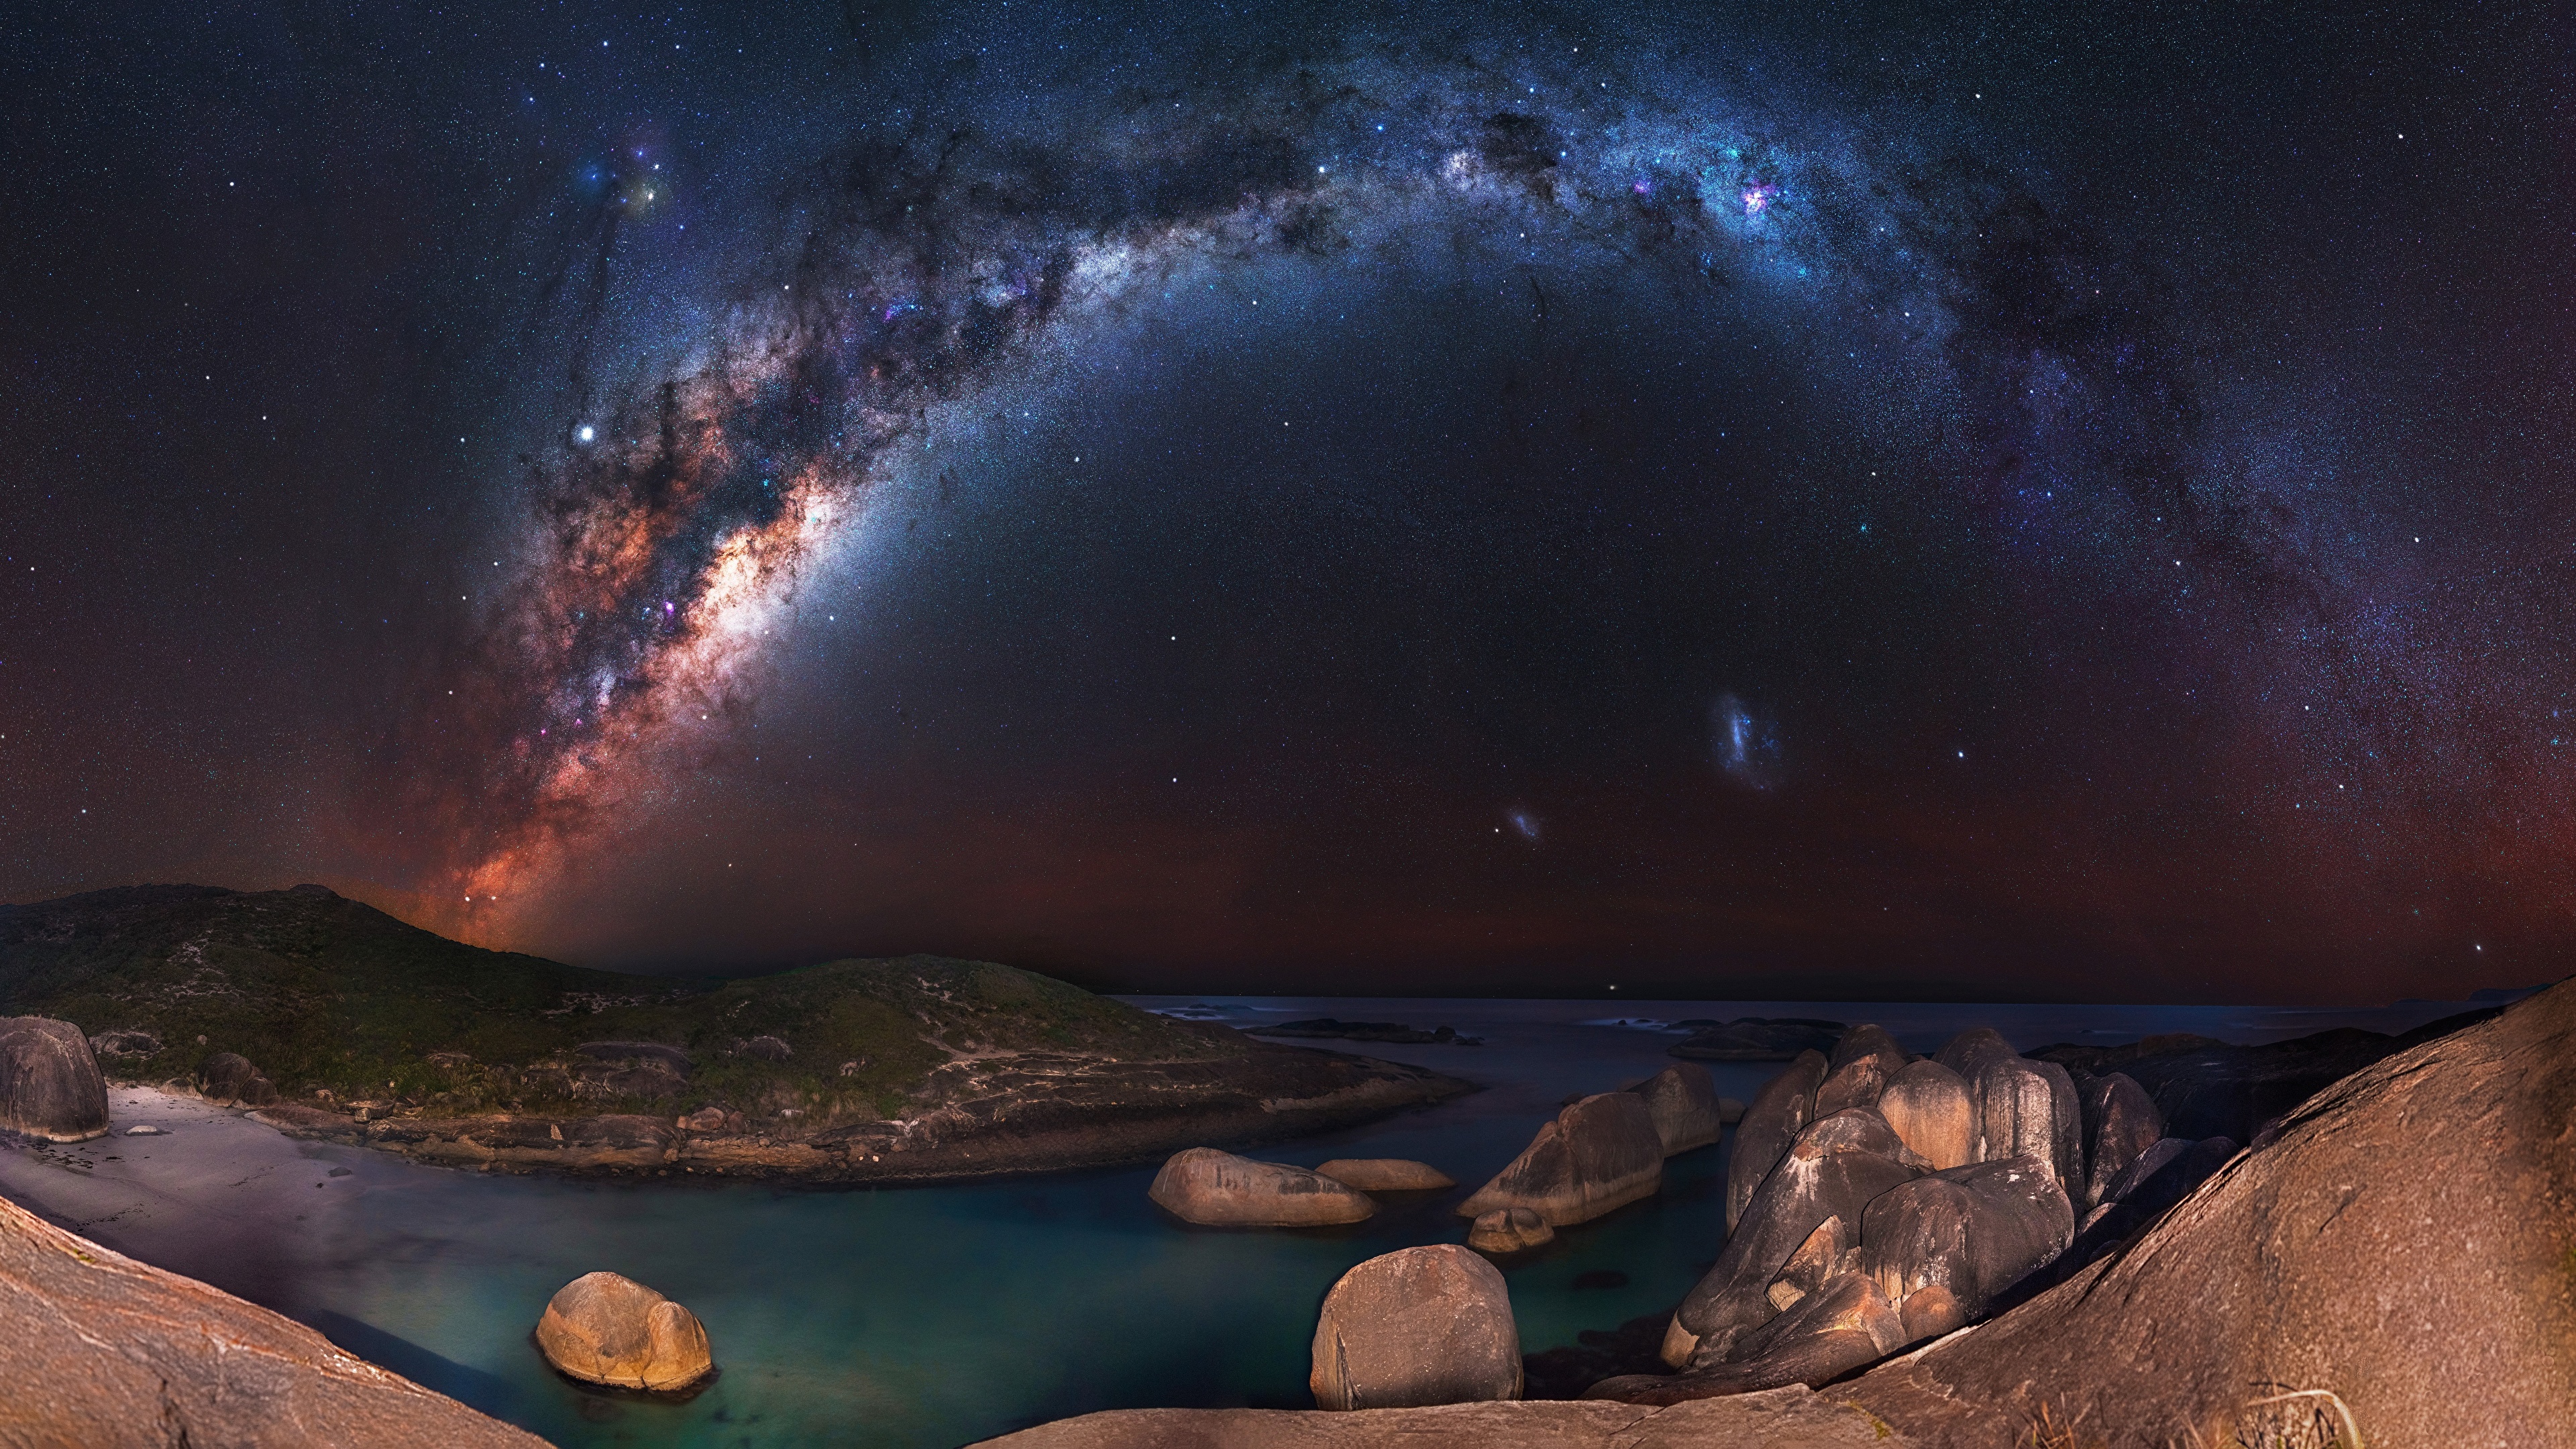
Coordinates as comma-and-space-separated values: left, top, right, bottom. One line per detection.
0, 884, 1242, 1120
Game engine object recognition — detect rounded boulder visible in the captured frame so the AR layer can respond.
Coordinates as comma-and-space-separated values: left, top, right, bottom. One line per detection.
533, 1271, 714, 1391
0, 1017, 110, 1142
1466, 1205, 1554, 1254
1313, 1158, 1454, 1193
1310, 1244, 1520, 1410
197, 1051, 278, 1108
1149, 1148, 1377, 1227
1627, 1063, 1727, 1155
1456, 1092, 1664, 1227
1878, 1059, 1976, 1171
1725, 1049, 1827, 1233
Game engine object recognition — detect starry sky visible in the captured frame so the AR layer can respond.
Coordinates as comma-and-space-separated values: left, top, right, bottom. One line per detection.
2, 1, 2568, 1002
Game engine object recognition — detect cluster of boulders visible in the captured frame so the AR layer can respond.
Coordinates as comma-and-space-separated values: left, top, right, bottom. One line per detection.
1593, 1024, 2233, 1402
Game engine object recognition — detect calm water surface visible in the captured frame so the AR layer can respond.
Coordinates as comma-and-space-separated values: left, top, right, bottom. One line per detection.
0, 996, 2495, 1447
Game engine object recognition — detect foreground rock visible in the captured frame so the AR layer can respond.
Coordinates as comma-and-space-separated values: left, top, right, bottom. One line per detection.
1625, 1063, 1728, 1155
1311, 1245, 1521, 1409
0, 1016, 110, 1142
1313, 1158, 1454, 1192
1457, 1092, 1664, 1226
1150, 1148, 1377, 1226
0, 1191, 543, 1445
1466, 1205, 1555, 1254
196, 1049, 279, 1107
533, 1271, 715, 1391
1843, 981, 2576, 1446
971, 1385, 1912, 1447
1858, 1157, 2073, 1324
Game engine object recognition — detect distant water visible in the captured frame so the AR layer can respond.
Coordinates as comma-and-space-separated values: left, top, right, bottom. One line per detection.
0, 996, 2506, 1448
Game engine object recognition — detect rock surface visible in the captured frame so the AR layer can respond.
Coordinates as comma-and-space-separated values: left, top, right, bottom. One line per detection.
1857, 1157, 2073, 1322
1458, 1093, 1664, 1227
1843, 981, 2576, 1448
1313, 1157, 1454, 1192
1150, 1148, 1378, 1226
1970, 1056, 2081, 1193
1626, 1063, 1727, 1155
533, 1270, 715, 1391
0, 1016, 110, 1142
195, 1049, 278, 1107
1310, 1245, 1521, 1410
1599, 1272, 1906, 1403
0, 1190, 544, 1446
1725, 1050, 1826, 1232
1467, 1205, 1556, 1254
1875, 1059, 1974, 1172
2076, 1071, 2163, 1210
971, 1385, 1913, 1448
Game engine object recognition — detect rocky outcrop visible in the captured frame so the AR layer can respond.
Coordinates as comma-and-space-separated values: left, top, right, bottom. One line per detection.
1813, 1025, 1909, 1116
1601, 1272, 1908, 1403
0, 1016, 110, 1142
1970, 1056, 2081, 1197
1844, 983, 2576, 1448
2076, 1072, 2163, 1210
1625, 1063, 1728, 1155
970, 1385, 1913, 1448
1313, 1158, 1454, 1192
1667, 1018, 1847, 1061
0, 1191, 544, 1446
1857, 1157, 2073, 1324
1310, 1245, 1521, 1410
1725, 1049, 1825, 1232
196, 1050, 278, 1107
1931, 1027, 2017, 1093
1466, 1206, 1555, 1254
1457, 1092, 1664, 1227
533, 1271, 714, 1391
1150, 1148, 1377, 1226
1876, 1061, 1974, 1171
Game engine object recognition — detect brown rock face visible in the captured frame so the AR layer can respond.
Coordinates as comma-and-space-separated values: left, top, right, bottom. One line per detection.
533, 1271, 714, 1391
197, 1050, 279, 1107
1313, 1158, 1455, 1192
1466, 1205, 1555, 1254
1877, 1060, 1975, 1171
1599, 1272, 1906, 1404
2076, 1071, 2164, 1210
1149, 1148, 1378, 1226
968, 1385, 1915, 1448
1845, 982, 2576, 1448
1813, 1025, 1909, 1117
1725, 1050, 1826, 1233
1456, 1093, 1664, 1227
1971, 1056, 2081, 1194
1310, 1245, 1520, 1410
1626, 1063, 1727, 1155
0, 1192, 543, 1446
1856, 1156, 2073, 1324
0, 1016, 109, 1142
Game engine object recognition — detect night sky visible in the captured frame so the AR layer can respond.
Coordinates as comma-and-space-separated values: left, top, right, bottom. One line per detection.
2, 1, 2567, 1002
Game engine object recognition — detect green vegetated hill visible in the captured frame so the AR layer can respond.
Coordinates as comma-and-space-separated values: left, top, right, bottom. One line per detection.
0, 883, 1243, 1118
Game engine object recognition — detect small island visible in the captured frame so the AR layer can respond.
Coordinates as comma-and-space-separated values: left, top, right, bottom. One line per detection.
0, 884, 1475, 1181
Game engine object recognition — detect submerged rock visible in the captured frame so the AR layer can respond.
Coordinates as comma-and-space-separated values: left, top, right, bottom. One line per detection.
0, 1017, 109, 1142
1457, 1092, 1664, 1227
1149, 1148, 1378, 1226
533, 1271, 714, 1391
196, 1050, 278, 1108
1310, 1245, 1520, 1410
1466, 1205, 1555, 1254
1725, 1050, 1827, 1233
1626, 1063, 1727, 1155
1313, 1158, 1454, 1192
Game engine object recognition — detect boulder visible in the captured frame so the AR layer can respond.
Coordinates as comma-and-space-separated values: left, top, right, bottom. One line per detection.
196, 1051, 278, 1108
1466, 1206, 1555, 1254
1931, 1027, 2019, 1084
1666, 1109, 1925, 1368
1625, 1063, 1727, 1155
88, 1028, 160, 1058
1843, 985, 2576, 1448
1597, 1273, 1906, 1405
1314, 1158, 1454, 1192
1150, 1148, 1377, 1226
1876, 1060, 1975, 1171
1971, 1056, 2081, 1194
1766, 1214, 1854, 1311
969, 1384, 1919, 1448
1813, 1025, 1909, 1118
1457, 1092, 1664, 1227
2054, 1136, 2240, 1279
533, 1271, 714, 1391
738, 1035, 793, 1061
1310, 1245, 1520, 1410
1725, 1049, 1827, 1232
1857, 1157, 2074, 1324
2078, 1072, 2164, 1210
0, 1016, 110, 1142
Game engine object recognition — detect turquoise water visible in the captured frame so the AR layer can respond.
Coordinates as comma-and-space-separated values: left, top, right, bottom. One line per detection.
0, 996, 2493, 1447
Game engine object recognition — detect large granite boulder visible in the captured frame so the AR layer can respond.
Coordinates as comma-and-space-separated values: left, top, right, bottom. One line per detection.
1971, 1056, 2082, 1194
1599, 1271, 1907, 1404
1310, 1245, 1520, 1410
1314, 1158, 1454, 1192
2078, 1072, 2164, 1210
1858, 1156, 2074, 1325
197, 1050, 278, 1108
0, 1016, 109, 1142
1466, 1205, 1555, 1254
1665, 1109, 1925, 1368
1844, 984, 2576, 1448
1725, 1049, 1827, 1232
969, 1385, 1917, 1448
1876, 1060, 1975, 1171
1626, 1063, 1727, 1155
1456, 1092, 1663, 1227
1150, 1148, 1378, 1226
1813, 1025, 1909, 1117
533, 1271, 714, 1391
0, 1193, 544, 1446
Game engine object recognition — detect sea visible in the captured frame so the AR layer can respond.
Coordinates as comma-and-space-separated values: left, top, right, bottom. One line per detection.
0, 994, 2508, 1448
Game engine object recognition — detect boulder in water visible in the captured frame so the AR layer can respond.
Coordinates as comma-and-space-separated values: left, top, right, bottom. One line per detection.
1878, 1059, 1976, 1171
1313, 1158, 1454, 1193
533, 1271, 714, 1391
0, 1017, 109, 1142
1456, 1092, 1663, 1227
1725, 1049, 1827, 1233
196, 1051, 278, 1108
1626, 1063, 1727, 1155
1310, 1245, 1520, 1410
1149, 1148, 1377, 1227
1465, 1206, 1554, 1254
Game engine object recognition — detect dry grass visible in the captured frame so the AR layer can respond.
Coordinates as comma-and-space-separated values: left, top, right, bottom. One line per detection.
2025, 1387, 2361, 1449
